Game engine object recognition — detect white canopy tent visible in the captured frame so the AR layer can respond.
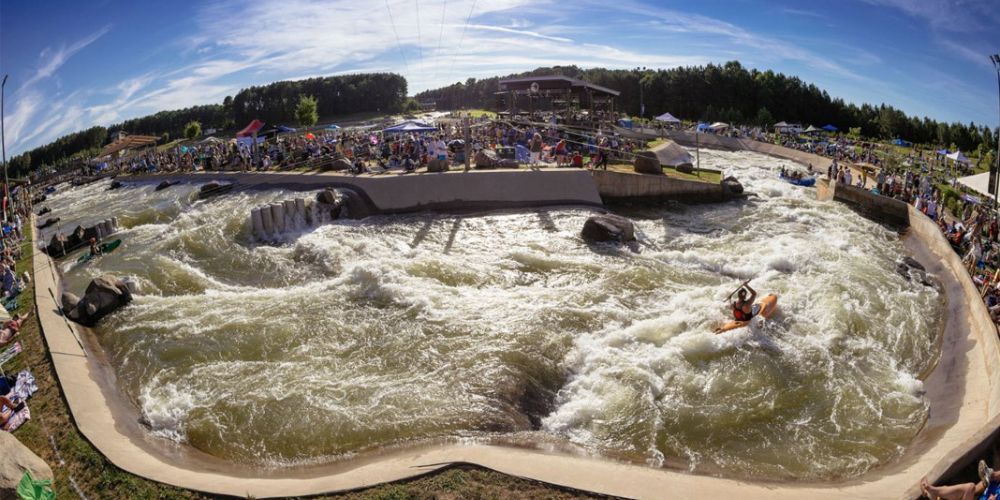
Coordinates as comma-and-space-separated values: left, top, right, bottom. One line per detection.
947, 150, 971, 164
655, 112, 681, 123
708, 122, 729, 131
956, 171, 993, 201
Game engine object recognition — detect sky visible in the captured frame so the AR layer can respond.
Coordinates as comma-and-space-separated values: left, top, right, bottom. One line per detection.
0, 0, 998, 157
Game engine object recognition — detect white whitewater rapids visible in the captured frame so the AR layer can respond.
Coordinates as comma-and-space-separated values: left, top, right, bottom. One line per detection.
40, 149, 941, 480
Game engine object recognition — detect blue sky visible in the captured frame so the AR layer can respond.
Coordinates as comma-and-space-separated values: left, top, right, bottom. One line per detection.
1, 0, 998, 156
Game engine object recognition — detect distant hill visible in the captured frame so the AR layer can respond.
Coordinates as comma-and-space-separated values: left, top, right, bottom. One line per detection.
416, 62, 995, 156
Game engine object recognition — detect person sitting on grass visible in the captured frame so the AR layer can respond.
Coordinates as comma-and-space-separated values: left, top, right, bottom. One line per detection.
0, 313, 25, 346
0, 395, 23, 429
921, 460, 1000, 500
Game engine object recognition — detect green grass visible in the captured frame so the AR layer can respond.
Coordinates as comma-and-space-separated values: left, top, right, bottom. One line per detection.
5, 223, 601, 499
607, 163, 721, 184
463, 109, 498, 119
645, 138, 667, 149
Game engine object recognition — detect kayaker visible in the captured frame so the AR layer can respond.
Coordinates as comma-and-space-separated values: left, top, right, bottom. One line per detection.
88, 237, 102, 257
731, 283, 758, 321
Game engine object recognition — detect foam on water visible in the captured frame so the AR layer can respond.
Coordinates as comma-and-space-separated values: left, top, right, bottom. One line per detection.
41, 151, 942, 478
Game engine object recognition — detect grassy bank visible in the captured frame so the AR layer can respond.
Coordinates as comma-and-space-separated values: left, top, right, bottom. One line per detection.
6, 223, 601, 499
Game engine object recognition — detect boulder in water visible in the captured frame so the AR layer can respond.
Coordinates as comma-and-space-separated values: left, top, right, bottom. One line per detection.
63, 275, 133, 327
722, 176, 744, 196
0, 432, 54, 496
155, 180, 175, 191
633, 151, 662, 175
581, 214, 636, 243
36, 207, 51, 216
46, 234, 69, 257
36, 217, 60, 229
108, 180, 123, 190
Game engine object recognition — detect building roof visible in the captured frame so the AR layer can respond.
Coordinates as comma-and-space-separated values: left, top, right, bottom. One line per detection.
99, 134, 159, 157
498, 75, 620, 97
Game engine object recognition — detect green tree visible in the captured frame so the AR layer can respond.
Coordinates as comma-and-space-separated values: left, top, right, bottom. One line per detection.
184, 121, 202, 140
295, 94, 319, 127
754, 107, 774, 127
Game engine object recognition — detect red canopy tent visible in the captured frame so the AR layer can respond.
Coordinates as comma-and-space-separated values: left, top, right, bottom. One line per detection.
236, 119, 265, 138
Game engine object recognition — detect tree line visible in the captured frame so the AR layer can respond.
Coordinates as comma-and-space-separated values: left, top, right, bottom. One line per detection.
416, 62, 997, 157
6, 73, 408, 177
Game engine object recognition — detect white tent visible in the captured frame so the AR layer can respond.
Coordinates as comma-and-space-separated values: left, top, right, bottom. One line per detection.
804, 125, 821, 134
708, 122, 729, 131
655, 112, 681, 123
946, 150, 971, 164
957, 171, 993, 200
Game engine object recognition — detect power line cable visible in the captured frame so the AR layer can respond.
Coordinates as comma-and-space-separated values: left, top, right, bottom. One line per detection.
432, 0, 447, 80
385, 0, 411, 76
447, 0, 477, 83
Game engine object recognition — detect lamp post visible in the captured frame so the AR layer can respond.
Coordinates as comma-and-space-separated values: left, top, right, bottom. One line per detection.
1, 74, 7, 223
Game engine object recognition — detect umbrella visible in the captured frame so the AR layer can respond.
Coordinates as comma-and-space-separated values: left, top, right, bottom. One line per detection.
822, 124, 838, 132
236, 119, 265, 138
304, 133, 316, 140
448, 139, 465, 147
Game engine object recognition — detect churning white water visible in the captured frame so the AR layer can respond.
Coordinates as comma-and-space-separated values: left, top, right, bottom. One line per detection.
40, 149, 941, 480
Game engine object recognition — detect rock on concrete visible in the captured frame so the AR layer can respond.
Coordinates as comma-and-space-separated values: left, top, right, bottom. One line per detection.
0, 431, 54, 496
581, 214, 636, 243
323, 158, 353, 172
63, 275, 133, 327
426, 159, 450, 172
633, 151, 662, 175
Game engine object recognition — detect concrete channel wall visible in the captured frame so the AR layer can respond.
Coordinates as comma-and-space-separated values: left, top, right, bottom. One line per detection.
32, 142, 1000, 498
831, 182, 911, 227
591, 169, 728, 203
128, 169, 604, 213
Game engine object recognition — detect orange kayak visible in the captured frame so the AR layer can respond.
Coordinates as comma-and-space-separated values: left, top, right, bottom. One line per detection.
714, 294, 778, 333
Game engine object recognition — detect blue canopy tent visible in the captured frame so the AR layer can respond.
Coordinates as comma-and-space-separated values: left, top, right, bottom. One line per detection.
325, 124, 341, 131
276, 125, 297, 133
892, 138, 912, 147
382, 120, 438, 134
936, 149, 950, 155
822, 124, 837, 132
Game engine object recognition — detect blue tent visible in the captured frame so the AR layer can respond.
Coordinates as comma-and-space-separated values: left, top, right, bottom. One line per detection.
696, 122, 711, 132
276, 125, 297, 133
822, 124, 838, 132
325, 124, 341, 130
383, 120, 437, 134
892, 138, 912, 147
936, 149, 950, 155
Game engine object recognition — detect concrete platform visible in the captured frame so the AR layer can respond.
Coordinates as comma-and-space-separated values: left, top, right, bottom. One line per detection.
126, 168, 604, 214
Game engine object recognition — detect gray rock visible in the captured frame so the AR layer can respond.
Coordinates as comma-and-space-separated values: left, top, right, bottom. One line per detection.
61, 292, 80, 313
426, 158, 450, 172
316, 189, 338, 205
0, 432, 53, 496
722, 176, 744, 195
474, 150, 499, 169
323, 158, 352, 171
633, 151, 662, 175
675, 163, 694, 174
65, 275, 133, 327
581, 214, 636, 243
